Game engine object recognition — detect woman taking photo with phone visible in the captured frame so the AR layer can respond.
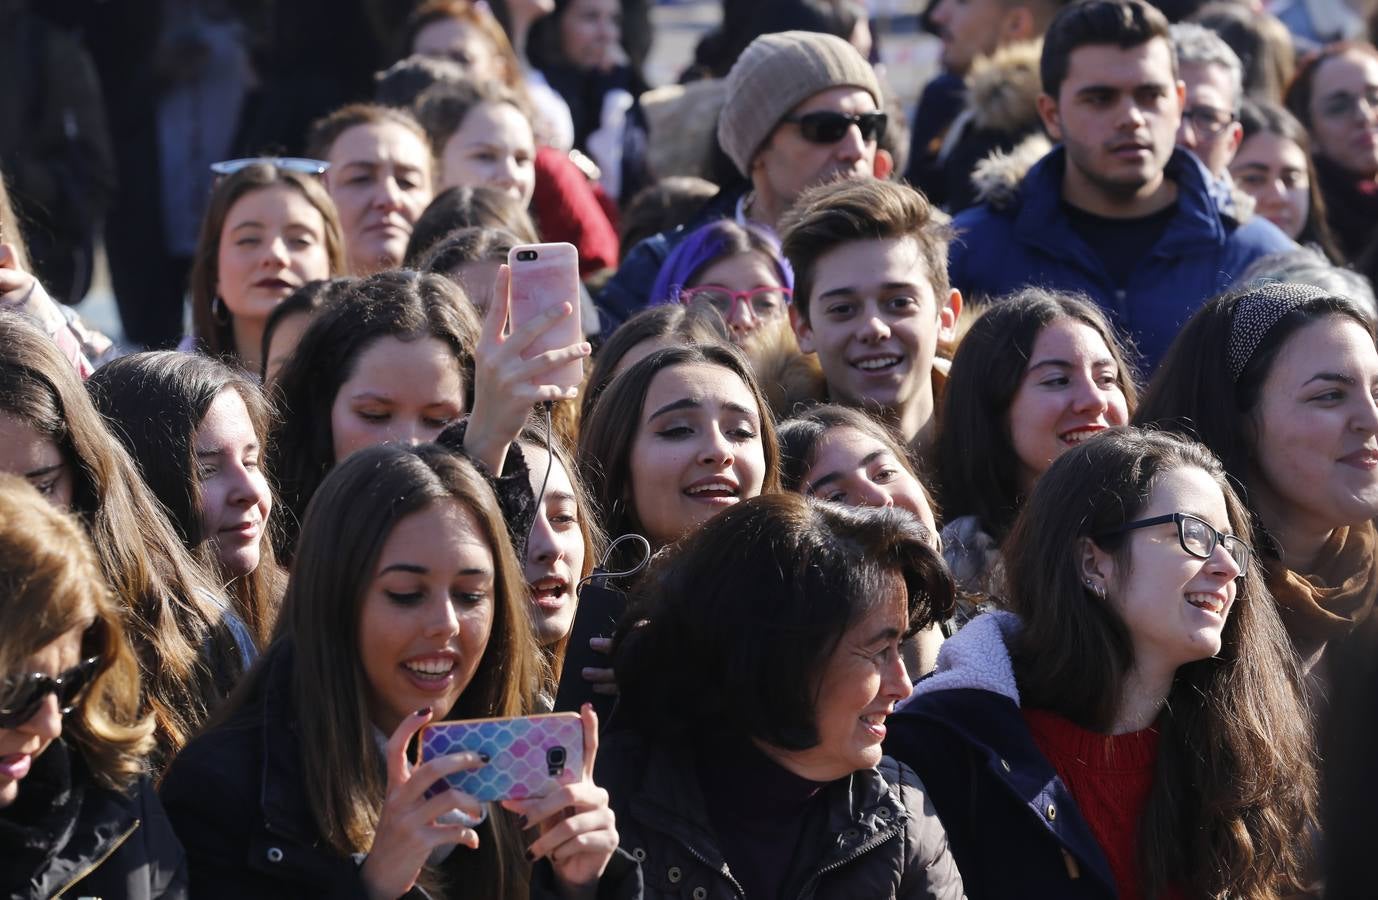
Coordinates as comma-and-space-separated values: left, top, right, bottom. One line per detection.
0, 312, 248, 768
1135, 281, 1378, 685
600, 493, 963, 898
160, 444, 633, 899
188, 161, 346, 377
88, 352, 285, 649
886, 429, 1314, 900
0, 476, 186, 897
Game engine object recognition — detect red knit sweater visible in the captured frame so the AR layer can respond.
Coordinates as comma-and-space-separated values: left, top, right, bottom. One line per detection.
1022, 708, 1182, 900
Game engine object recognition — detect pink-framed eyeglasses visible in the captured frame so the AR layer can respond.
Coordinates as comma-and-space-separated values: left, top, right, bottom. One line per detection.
678, 284, 792, 321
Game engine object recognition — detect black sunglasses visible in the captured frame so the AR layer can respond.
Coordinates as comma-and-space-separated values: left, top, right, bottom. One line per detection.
779, 110, 888, 146
0, 655, 102, 729
1098, 512, 1251, 572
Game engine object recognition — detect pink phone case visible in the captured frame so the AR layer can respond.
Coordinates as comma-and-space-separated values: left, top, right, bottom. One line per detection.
419, 713, 584, 802
508, 242, 583, 392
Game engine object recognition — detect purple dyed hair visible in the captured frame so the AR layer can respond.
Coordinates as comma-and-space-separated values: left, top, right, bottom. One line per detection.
649, 219, 794, 306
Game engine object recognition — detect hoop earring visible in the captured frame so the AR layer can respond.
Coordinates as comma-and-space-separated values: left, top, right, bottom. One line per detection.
212, 295, 230, 325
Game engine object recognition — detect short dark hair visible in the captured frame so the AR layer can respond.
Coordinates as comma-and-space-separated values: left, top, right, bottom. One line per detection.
938, 289, 1139, 541
260, 278, 355, 382
779, 178, 952, 326
268, 271, 481, 558
778, 403, 932, 509
612, 493, 955, 747
415, 80, 532, 161
419, 225, 523, 283
1041, 0, 1175, 100
1132, 283, 1373, 537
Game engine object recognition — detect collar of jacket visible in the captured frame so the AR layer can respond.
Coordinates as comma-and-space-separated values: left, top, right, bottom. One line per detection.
256, 642, 328, 848
627, 735, 910, 884
1012, 146, 1230, 260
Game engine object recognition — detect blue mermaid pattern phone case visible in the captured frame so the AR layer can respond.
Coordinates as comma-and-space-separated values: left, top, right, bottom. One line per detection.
419, 713, 583, 801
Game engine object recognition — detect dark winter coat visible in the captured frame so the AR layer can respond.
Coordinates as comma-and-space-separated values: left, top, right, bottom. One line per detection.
0, 740, 187, 899
884, 612, 1117, 900
948, 146, 1296, 370
595, 730, 965, 899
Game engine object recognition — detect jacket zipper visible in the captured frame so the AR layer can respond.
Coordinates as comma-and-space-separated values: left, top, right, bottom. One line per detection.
682, 841, 747, 898
54, 818, 141, 897
796, 825, 901, 899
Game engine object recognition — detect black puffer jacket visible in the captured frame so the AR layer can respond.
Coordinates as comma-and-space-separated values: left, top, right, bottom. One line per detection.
595, 730, 964, 899
0, 740, 186, 899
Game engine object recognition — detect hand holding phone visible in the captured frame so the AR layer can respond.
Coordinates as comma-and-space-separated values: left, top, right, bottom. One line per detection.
507, 242, 584, 393
463, 257, 591, 474
419, 712, 584, 802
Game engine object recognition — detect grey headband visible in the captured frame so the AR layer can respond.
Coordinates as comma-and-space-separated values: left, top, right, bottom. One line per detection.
1226, 282, 1332, 381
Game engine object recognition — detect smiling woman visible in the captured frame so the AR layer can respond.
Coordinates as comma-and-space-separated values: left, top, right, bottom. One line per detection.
189, 163, 346, 376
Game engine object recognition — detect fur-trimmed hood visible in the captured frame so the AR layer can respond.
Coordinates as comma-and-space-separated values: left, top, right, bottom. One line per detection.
967, 39, 1044, 134
970, 132, 1054, 211
901, 610, 1023, 707
746, 320, 827, 421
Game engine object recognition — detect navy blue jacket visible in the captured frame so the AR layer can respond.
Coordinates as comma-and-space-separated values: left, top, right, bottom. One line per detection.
947, 147, 1295, 371
883, 613, 1119, 900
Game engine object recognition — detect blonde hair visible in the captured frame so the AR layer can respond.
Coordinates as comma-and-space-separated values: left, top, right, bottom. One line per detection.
0, 475, 154, 789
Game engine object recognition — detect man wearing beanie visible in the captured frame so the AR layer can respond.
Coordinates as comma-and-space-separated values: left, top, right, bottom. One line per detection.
596, 30, 888, 331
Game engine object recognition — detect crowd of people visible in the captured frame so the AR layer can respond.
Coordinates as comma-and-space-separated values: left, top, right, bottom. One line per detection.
4, 0, 1378, 896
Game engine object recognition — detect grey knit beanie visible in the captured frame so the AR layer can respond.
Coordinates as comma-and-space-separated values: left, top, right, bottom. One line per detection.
716, 31, 883, 177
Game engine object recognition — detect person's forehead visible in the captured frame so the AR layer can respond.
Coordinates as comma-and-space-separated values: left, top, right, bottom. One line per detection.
1316, 50, 1378, 94
788, 85, 878, 118
1062, 38, 1176, 89
1180, 60, 1235, 103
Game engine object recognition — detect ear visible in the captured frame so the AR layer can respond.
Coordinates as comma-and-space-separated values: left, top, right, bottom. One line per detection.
1078, 536, 1115, 598
1036, 93, 1062, 142
1003, 6, 1035, 42
873, 148, 895, 179
1175, 79, 1187, 115
790, 303, 816, 355
938, 288, 962, 344
1224, 120, 1244, 158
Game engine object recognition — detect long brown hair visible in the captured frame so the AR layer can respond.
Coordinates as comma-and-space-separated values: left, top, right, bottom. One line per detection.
0, 312, 240, 766
88, 351, 287, 647
275, 443, 541, 896
1003, 427, 1315, 899
189, 164, 347, 360
0, 475, 154, 789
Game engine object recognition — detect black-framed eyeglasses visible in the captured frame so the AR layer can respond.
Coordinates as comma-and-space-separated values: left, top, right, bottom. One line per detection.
0, 655, 102, 729
1182, 105, 1236, 137
209, 157, 330, 177
1098, 513, 1251, 572
779, 111, 888, 146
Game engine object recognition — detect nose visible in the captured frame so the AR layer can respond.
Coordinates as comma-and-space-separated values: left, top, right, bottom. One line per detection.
389, 419, 428, 447
856, 311, 891, 343
726, 300, 758, 337
20, 693, 63, 743
226, 461, 267, 510
425, 593, 463, 639
853, 479, 895, 509
1207, 540, 1243, 582
1353, 386, 1378, 434
527, 512, 564, 565
880, 648, 911, 702
263, 236, 291, 266
373, 174, 406, 212
699, 425, 737, 467
1069, 372, 1110, 416
835, 121, 868, 162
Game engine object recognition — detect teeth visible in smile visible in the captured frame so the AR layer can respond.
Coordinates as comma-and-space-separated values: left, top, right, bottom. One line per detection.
1060, 428, 1101, 445
856, 356, 900, 371
1185, 593, 1224, 615
533, 578, 567, 596
686, 482, 735, 495
860, 713, 887, 726
404, 658, 455, 676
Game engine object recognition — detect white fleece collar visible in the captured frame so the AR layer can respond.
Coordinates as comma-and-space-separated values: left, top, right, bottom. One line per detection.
901, 611, 1023, 708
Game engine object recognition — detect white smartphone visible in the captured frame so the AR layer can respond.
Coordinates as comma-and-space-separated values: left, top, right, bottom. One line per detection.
508, 242, 583, 393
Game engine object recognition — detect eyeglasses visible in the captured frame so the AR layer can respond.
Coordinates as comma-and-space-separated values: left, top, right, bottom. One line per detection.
778, 111, 888, 146
1098, 512, 1251, 572
0, 655, 102, 729
209, 157, 331, 177
679, 285, 791, 321
1181, 105, 1237, 137
1318, 87, 1378, 121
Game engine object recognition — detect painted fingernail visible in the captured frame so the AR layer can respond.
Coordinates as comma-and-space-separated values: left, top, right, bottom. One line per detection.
478, 753, 491, 764
525, 849, 536, 862
518, 814, 528, 827
415, 706, 432, 717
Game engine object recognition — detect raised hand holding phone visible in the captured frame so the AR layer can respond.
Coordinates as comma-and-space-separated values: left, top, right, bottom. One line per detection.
501, 704, 619, 899
463, 250, 590, 475
360, 708, 488, 900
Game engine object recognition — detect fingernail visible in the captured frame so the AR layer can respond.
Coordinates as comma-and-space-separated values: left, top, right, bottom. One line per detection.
525, 849, 536, 862
478, 753, 491, 764
518, 814, 528, 827
415, 706, 432, 717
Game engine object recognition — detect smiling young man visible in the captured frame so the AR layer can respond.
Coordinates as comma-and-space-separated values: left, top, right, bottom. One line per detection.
781, 178, 961, 458
597, 30, 888, 329
946, 0, 1293, 371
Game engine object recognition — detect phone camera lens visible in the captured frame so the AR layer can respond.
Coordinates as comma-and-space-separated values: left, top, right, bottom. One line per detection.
546, 746, 567, 775
517, 250, 538, 261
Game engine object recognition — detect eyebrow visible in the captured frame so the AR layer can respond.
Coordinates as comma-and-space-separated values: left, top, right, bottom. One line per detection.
646, 397, 758, 422
817, 281, 923, 302
378, 563, 491, 577
861, 626, 902, 646
544, 490, 577, 503
1027, 357, 1115, 372
806, 449, 889, 493
230, 221, 266, 232
1303, 372, 1357, 387
24, 462, 63, 479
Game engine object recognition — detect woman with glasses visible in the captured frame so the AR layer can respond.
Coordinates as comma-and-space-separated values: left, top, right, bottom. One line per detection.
1285, 42, 1378, 261
189, 161, 347, 377
1135, 282, 1378, 686
886, 427, 1315, 900
0, 474, 187, 897
649, 219, 793, 349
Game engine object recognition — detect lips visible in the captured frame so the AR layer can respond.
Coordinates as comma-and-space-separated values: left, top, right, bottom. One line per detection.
1059, 425, 1107, 447
683, 476, 741, 503
0, 752, 32, 781
850, 354, 903, 374
1339, 447, 1378, 469
400, 653, 459, 692
859, 710, 890, 741
530, 575, 570, 611
219, 519, 261, 540
1110, 141, 1152, 159
253, 278, 295, 291
1185, 591, 1228, 617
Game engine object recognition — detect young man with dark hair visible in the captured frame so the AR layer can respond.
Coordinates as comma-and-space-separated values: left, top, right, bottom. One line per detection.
781, 178, 961, 455
946, 0, 1293, 371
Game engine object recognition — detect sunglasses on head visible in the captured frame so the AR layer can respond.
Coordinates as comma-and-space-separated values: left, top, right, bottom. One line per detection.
779, 110, 888, 146
209, 157, 331, 177
0, 654, 102, 729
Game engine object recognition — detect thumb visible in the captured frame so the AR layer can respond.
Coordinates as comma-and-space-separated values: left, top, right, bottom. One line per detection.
0, 243, 17, 270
